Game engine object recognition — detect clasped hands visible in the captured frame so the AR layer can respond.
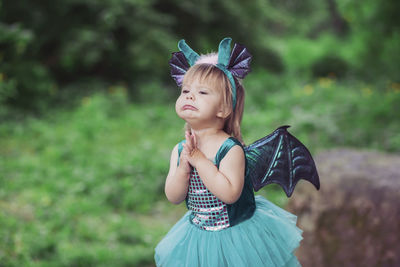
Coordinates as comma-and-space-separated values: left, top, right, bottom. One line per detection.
180, 131, 206, 173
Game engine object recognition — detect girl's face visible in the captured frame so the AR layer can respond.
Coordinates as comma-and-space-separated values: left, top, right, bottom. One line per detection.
175, 79, 227, 127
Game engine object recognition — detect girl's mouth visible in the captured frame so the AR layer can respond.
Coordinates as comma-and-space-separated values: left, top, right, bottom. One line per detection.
182, 105, 197, 111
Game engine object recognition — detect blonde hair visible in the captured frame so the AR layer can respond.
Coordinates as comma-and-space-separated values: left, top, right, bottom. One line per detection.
182, 63, 245, 144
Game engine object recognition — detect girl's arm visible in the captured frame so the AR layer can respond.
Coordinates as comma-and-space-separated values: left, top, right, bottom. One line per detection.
189, 146, 245, 204
164, 144, 191, 204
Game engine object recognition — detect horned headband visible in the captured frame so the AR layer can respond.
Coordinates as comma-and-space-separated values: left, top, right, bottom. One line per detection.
169, 37, 252, 109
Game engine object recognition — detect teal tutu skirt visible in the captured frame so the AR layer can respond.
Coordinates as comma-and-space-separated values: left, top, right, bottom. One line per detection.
154, 196, 303, 267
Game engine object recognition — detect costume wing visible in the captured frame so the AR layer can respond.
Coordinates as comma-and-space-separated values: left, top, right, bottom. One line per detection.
244, 126, 320, 197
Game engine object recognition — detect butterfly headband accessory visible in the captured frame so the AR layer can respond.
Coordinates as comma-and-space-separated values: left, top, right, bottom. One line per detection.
169, 37, 252, 109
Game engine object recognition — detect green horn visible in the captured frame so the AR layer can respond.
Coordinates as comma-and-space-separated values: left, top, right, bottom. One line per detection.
217, 37, 232, 66
178, 40, 200, 66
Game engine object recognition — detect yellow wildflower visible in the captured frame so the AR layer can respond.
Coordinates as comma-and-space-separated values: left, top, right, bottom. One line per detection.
361, 87, 372, 97
318, 77, 333, 88
108, 85, 128, 95
82, 96, 91, 105
391, 83, 400, 93
303, 85, 314, 95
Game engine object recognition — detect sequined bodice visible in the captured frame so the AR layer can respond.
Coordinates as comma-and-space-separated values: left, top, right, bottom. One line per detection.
187, 167, 230, 231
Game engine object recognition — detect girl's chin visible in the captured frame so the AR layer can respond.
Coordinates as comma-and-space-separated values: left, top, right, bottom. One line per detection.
177, 112, 196, 120
177, 115, 199, 126
179, 117, 196, 124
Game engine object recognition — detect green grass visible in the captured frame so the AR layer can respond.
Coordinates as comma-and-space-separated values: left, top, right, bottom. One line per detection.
0, 90, 181, 266
1, 75, 399, 266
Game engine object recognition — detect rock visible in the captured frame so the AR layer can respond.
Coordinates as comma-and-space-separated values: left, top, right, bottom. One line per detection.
288, 149, 400, 267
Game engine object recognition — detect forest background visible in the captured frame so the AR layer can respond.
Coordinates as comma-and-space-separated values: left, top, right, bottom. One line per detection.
0, 0, 399, 266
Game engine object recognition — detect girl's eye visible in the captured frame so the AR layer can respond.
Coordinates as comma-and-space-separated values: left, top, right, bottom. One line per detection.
182, 90, 189, 93
199, 91, 208, 95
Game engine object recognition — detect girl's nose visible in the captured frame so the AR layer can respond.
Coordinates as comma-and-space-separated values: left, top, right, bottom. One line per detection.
186, 93, 194, 100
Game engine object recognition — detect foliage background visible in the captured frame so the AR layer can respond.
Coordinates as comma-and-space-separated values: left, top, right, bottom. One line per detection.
0, 0, 399, 266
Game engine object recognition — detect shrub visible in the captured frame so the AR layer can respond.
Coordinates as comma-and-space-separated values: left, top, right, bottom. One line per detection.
311, 55, 348, 78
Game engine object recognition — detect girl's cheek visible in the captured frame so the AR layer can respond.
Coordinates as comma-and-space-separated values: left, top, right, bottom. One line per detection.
175, 98, 182, 116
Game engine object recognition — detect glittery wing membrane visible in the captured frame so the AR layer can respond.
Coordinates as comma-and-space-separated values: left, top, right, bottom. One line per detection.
244, 126, 320, 197
169, 51, 190, 87
228, 43, 252, 79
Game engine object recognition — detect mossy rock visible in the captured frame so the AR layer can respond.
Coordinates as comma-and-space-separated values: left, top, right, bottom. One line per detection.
288, 149, 400, 267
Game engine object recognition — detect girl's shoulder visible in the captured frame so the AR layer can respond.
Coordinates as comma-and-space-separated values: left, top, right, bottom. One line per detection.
176, 139, 186, 156
214, 136, 244, 165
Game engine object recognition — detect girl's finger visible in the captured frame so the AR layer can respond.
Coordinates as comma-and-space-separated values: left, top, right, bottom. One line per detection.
189, 132, 193, 146
185, 133, 193, 151
180, 151, 187, 159
182, 143, 189, 153
182, 144, 191, 156
192, 132, 197, 148
185, 131, 190, 142
185, 142, 190, 152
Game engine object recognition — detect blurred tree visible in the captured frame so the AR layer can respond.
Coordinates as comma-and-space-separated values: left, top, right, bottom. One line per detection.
0, 0, 287, 113
326, 0, 348, 36
1, 0, 178, 112
0, 0, 398, 114
311, 54, 348, 78
336, 0, 400, 80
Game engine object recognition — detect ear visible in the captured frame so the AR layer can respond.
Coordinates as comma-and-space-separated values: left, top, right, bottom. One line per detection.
217, 106, 231, 119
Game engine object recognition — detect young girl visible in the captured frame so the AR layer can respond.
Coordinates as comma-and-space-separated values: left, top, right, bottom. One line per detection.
154, 37, 313, 267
